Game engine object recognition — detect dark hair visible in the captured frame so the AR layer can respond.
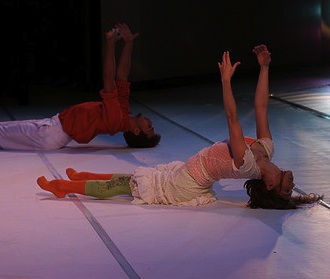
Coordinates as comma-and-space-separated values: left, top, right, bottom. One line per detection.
123, 131, 161, 148
244, 179, 323, 209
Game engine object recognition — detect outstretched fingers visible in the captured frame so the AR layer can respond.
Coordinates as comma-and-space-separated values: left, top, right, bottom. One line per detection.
218, 51, 229, 74
116, 23, 139, 42
218, 51, 241, 80
221, 51, 231, 66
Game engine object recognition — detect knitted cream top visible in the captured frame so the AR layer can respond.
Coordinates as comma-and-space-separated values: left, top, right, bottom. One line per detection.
186, 137, 274, 186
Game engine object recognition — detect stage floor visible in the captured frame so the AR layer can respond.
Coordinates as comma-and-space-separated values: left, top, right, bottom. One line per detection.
1, 67, 330, 279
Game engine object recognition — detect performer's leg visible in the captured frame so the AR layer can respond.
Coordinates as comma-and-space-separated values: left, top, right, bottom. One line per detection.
37, 177, 85, 198
85, 174, 132, 199
0, 119, 45, 150
37, 174, 132, 199
0, 116, 70, 150
66, 168, 114, 180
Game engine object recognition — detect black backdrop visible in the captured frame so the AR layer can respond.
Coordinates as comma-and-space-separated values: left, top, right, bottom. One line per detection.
1, 0, 330, 104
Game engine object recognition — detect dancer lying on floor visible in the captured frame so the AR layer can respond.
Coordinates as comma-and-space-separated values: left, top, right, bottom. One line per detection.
0, 23, 160, 150
37, 45, 322, 209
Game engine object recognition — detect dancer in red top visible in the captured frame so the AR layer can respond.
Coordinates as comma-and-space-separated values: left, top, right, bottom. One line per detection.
0, 23, 160, 150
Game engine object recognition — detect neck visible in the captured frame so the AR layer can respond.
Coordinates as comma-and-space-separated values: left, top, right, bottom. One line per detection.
257, 158, 280, 177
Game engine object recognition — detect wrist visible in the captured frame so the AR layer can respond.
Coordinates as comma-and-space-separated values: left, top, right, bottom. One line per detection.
123, 39, 134, 44
221, 78, 232, 83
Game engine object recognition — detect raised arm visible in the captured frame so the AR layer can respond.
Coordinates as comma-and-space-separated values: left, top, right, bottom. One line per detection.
218, 51, 247, 168
115, 23, 139, 81
102, 28, 120, 92
253, 45, 272, 139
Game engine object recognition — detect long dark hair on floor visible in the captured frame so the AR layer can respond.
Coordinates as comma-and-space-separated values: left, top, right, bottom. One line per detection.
244, 179, 323, 209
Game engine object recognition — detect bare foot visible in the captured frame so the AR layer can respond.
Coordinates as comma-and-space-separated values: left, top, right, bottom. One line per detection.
37, 176, 67, 198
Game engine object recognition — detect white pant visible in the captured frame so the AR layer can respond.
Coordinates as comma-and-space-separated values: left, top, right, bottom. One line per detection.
0, 114, 72, 150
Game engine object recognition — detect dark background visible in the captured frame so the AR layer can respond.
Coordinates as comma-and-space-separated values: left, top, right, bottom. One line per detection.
1, 0, 330, 104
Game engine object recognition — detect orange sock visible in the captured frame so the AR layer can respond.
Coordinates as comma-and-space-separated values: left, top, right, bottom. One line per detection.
37, 176, 86, 198
66, 168, 113, 180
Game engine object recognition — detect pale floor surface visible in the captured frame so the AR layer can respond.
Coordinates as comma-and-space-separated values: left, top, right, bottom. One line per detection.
1, 69, 330, 279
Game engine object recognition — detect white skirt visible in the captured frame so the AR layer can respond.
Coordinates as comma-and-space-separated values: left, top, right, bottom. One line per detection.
130, 161, 217, 206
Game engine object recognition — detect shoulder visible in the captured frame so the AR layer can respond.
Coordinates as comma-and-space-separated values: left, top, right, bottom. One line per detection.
233, 148, 261, 179
256, 138, 274, 160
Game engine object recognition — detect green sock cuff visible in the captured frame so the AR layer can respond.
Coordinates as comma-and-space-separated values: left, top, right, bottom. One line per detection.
85, 174, 132, 199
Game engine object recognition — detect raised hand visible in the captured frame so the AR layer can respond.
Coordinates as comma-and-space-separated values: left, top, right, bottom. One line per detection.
218, 51, 241, 82
253, 45, 271, 67
105, 28, 121, 42
116, 23, 139, 42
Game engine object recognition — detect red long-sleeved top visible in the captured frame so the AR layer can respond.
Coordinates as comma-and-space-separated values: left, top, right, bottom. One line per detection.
59, 81, 131, 143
